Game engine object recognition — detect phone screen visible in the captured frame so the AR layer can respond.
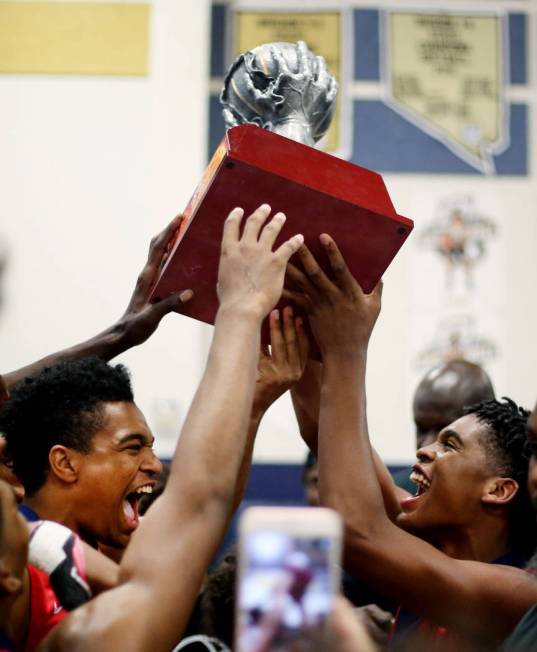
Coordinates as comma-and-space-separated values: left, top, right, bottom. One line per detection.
236, 530, 336, 652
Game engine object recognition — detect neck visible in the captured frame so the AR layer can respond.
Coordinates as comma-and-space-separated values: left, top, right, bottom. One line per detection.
24, 486, 96, 546
428, 521, 511, 562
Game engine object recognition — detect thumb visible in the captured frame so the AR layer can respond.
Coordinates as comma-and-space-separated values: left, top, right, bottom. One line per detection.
372, 280, 383, 299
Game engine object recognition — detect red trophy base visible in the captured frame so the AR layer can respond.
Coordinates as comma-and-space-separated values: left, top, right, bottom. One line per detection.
150, 125, 413, 332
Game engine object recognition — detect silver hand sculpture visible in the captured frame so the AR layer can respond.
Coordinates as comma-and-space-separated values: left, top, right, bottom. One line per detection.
221, 41, 338, 147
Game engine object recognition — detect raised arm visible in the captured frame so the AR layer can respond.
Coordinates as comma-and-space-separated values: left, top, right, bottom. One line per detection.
3, 215, 192, 390
233, 306, 309, 510
288, 323, 406, 522
41, 204, 304, 652
284, 235, 537, 646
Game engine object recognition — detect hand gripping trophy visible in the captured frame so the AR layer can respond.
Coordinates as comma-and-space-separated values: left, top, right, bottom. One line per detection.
220, 41, 338, 147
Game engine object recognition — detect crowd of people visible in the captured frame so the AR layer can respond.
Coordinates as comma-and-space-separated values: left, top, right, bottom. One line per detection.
1, 203, 537, 651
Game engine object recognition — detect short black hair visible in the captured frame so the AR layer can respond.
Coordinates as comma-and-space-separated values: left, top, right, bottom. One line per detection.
0, 357, 134, 496
463, 397, 536, 558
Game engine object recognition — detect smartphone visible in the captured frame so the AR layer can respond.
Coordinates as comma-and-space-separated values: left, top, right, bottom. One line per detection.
235, 506, 343, 652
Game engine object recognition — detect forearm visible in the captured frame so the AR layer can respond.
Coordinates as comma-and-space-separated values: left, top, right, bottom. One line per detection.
296, 356, 402, 520
81, 542, 119, 595
169, 306, 261, 508
3, 323, 128, 389
318, 351, 387, 532
117, 306, 262, 632
232, 409, 264, 511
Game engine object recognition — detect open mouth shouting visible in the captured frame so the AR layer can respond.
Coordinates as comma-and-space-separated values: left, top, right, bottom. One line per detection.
122, 483, 154, 530
410, 467, 431, 496
400, 465, 432, 511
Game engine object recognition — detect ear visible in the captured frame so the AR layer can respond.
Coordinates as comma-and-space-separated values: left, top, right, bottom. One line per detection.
481, 477, 519, 507
48, 445, 80, 485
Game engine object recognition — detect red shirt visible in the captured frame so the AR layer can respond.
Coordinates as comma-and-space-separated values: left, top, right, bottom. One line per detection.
25, 565, 68, 652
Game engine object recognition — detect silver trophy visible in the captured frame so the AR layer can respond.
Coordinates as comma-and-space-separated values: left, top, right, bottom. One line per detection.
221, 41, 338, 147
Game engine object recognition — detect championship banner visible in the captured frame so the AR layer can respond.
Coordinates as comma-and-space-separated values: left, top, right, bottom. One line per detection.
382, 11, 507, 175
210, 2, 528, 175
233, 11, 343, 154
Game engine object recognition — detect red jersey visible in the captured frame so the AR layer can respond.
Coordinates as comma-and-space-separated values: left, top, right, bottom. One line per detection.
389, 553, 528, 651
25, 565, 68, 652
390, 605, 465, 652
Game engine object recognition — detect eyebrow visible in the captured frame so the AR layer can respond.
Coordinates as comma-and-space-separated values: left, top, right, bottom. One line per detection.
118, 433, 154, 447
440, 429, 464, 447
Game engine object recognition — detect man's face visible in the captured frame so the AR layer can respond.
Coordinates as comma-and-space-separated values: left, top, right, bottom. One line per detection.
397, 414, 498, 535
72, 401, 162, 548
0, 480, 28, 591
413, 395, 460, 451
526, 403, 537, 507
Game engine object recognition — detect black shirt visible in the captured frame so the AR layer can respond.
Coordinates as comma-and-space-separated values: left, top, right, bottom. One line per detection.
501, 603, 537, 652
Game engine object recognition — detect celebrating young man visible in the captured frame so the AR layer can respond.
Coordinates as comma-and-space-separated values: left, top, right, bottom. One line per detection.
28, 204, 304, 651
284, 235, 537, 649
1, 205, 313, 651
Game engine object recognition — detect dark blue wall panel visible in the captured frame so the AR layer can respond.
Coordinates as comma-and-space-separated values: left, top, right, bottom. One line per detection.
509, 13, 527, 85
210, 3, 227, 78
354, 9, 380, 81
352, 100, 527, 175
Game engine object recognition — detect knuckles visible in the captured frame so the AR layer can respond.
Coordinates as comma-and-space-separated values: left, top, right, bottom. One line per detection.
332, 264, 346, 275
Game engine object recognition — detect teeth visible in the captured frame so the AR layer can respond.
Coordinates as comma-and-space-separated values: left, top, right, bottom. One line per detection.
134, 485, 153, 495
410, 471, 431, 490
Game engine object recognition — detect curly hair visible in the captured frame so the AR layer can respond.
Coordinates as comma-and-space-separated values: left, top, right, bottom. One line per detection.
0, 357, 133, 496
463, 397, 536, 559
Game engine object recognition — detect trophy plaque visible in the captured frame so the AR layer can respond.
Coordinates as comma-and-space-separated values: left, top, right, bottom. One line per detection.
149, 42, 413, 327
